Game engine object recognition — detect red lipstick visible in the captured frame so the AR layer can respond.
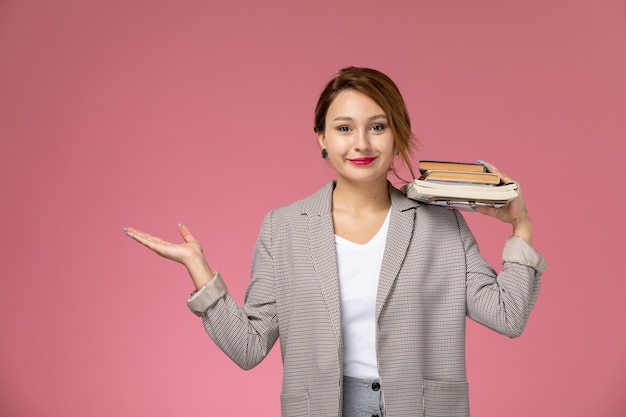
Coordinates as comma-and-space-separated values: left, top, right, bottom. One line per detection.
349, 157, 376, 165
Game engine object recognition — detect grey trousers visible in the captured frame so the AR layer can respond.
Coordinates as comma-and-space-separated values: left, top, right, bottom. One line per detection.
342, 376, 386, 417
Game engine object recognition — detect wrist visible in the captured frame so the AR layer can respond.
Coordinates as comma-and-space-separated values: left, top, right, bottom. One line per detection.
184, 256, 214, 290
512, 215, 532, 228
511, 217, 533, 246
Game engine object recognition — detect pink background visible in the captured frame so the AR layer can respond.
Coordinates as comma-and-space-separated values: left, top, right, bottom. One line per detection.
1, 1, 625, 416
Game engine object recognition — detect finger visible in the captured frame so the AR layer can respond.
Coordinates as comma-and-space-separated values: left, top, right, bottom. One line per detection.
125, 227, 155, 238
178, 222, 197, 243
124, 226, 149, 241
478, 160, 501, 173
124, 227, 172, 251
478, 160, 514, 184
474, 205, 497, 218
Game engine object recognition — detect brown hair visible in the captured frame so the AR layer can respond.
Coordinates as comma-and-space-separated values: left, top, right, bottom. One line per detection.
314, 67, 418, 180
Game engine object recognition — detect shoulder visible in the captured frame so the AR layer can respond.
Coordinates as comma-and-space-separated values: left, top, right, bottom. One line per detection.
389, 183, 458, 220
269, 180, 334, 219
255, 181, 333, 244
256, 181, 334, 233
388, 183, 467, 231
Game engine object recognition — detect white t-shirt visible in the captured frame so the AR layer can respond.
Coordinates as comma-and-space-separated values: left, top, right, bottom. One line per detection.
334, 209, 391, 379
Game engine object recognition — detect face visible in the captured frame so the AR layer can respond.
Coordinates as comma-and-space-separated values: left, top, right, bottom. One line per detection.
317, 89, 395, 186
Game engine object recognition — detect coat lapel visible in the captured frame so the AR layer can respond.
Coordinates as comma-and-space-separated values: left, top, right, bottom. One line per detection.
303, 182, 343, 346
376, 185, 420, 318
302, 181, 420, 341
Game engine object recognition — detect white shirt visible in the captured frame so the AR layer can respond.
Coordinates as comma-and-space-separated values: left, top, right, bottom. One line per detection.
334, 209, 391, 379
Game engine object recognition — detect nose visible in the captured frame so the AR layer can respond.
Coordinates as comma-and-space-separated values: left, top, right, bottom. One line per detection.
353, 128, 371, 152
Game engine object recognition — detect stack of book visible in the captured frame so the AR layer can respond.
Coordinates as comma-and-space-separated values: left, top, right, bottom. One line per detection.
403, 160, 519, 210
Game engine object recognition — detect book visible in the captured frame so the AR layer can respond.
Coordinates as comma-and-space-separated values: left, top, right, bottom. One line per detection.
403, 179, 519, 210
418, 170, 501, 185
418, 160, 486, 173
409, 159, 518, 211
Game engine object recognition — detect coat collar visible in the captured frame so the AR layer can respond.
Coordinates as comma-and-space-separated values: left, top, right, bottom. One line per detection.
304, 180, 420, 346
301, 180, 420, 216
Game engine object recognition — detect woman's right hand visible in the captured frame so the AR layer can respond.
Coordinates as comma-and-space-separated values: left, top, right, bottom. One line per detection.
124, 223, 215, 290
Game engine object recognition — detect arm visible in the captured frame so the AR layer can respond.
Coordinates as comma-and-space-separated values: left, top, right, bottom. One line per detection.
457, 162, 547, 337
124, 217, 279, 369
460, 214, 545, 338
196, 212, 279, 370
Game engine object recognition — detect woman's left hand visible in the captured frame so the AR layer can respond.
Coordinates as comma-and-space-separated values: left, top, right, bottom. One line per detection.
473, 161, 534, 245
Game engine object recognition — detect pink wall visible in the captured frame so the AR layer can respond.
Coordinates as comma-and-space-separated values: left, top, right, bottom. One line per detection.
1, 1, 625, 415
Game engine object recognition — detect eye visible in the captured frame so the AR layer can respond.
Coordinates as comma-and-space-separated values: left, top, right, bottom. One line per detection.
371, 123, 386, 132
337, 125, 351, 132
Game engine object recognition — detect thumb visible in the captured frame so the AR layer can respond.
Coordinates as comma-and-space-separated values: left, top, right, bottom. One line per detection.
178, 222, 197, 243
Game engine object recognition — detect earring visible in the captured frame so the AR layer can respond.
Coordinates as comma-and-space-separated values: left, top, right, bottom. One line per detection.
321, 148, 328, 159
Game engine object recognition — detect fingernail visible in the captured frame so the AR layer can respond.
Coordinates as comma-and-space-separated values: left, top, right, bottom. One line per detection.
178, 222, 184, 227
123, 227, 127, 232
477, 159, 485, 164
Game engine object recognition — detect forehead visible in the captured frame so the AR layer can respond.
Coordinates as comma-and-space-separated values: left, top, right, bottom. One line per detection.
326, 89, 385, 119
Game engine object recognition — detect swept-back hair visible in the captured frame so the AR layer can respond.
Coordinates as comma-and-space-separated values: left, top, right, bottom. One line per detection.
314, 67, 418, 180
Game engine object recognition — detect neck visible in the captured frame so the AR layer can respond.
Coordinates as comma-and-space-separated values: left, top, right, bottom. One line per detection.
332, 178, 391, 213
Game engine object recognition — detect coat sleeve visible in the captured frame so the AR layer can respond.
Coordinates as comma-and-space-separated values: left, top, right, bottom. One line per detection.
187, 210, 279, 370
455, 211, 547, 338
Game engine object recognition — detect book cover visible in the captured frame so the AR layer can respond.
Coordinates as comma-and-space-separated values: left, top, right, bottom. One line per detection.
403, 180, 518, 208
418, 170, 500, 185
418, 160, 486, 173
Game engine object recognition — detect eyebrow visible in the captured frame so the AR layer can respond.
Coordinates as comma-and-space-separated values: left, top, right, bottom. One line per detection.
332, 114, 388, 122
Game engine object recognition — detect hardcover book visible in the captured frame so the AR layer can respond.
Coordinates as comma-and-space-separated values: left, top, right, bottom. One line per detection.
404, 179, 519, 209
418, 170, 501, 185
418, 160, 486, 173
405, 160, 519, 210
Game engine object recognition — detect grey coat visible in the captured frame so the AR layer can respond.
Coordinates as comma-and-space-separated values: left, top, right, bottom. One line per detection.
187, 181, 546, 417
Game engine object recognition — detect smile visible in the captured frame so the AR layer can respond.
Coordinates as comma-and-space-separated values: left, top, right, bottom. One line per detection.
348, 157, 377, 166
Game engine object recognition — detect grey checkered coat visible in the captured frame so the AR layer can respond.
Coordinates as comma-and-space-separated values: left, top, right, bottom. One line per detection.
188, 181, 546, 416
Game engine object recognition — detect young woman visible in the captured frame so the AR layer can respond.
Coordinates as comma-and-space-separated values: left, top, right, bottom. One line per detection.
125, 67, 546, 417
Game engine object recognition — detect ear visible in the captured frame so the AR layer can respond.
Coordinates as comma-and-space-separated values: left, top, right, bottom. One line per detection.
316, 131, 326, 150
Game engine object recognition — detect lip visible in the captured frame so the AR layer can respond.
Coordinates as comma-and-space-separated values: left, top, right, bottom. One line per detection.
348, 157, 377, 166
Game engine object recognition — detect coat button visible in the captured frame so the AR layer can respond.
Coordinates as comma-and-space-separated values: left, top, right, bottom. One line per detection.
371, 382, 380, 391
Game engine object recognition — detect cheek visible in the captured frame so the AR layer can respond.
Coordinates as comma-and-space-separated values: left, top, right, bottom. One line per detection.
381, 136, 396, 154
325, 134, 347, 152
